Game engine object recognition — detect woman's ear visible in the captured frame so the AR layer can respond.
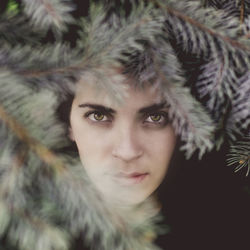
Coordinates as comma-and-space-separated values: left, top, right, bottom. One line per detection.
68, 127, 75, 141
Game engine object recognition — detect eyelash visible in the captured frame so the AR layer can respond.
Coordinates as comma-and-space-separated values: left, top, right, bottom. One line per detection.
84, 110, 169, 126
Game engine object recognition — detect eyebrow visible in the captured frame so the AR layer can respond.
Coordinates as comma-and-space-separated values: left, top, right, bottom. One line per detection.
138, 101, 167, 114
78, 101, 167, 114
78, 103, 116, 114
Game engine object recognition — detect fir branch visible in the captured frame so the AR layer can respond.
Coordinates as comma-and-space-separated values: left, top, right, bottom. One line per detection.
206, 0, 250, 37
6, 205, 69, 250
0, 71, 67, 174
195, 56, 234, 124
77, 1, 164, 68
226, 71, 250, 139
0, 68, 162, 249
0, 1, 249, 249
0, 43, 78, 74
156, 0, 249, 45
151, 0, 250, 67
0, 146, 69, 250
196, 56, 227, 99
0, 14, 42, 45
201, 0, 225, 9
161, 79, 214, 159
195, 57, 249, 144
21, 0, 75, 32
0, 2, 162, 77
227, 138, 250, 176
0, 103, 66, 173
151, 40, 215, 158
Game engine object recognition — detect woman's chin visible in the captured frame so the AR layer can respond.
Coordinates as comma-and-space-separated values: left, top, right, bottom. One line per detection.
101, 190, 153, 210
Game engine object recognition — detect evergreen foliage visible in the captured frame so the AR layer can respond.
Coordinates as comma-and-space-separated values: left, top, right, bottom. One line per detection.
0, 0, 249, 249
227, 137, 250, 176
22, 0, 75, 32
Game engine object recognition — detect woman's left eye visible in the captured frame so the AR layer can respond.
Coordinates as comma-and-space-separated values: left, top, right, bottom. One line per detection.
144, 112, 168, 124
85, 111, 110, 122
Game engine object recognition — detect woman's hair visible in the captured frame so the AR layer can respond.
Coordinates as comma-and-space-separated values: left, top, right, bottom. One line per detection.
56, 93, 74, 128
55, 92, 78, 153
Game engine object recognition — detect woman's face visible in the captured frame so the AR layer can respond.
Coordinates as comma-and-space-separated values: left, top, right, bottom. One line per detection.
70, 77, 176, 207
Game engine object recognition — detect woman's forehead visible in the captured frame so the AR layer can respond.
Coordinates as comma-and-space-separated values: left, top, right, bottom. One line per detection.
74, 75, 164, 110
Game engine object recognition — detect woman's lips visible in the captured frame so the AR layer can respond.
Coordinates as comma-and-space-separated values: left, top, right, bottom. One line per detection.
114, 172, 149, 185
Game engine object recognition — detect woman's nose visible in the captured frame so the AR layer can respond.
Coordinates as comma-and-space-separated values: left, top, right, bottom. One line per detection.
111, 126, 143, 162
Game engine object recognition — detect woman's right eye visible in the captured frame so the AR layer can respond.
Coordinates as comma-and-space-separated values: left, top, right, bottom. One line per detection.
84, 111, 110, 122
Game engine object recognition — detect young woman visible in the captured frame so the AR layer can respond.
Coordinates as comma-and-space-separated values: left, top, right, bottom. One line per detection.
69, 73, 177, 210
0, 1, 249, 250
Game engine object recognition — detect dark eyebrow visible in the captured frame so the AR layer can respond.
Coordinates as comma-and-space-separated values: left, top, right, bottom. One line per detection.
78, 101, 167, 114
138, 101, 167, 114
78, 103, 116, 114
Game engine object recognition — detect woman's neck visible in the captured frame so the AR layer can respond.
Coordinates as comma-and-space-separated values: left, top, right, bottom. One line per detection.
107, 194, 161, 226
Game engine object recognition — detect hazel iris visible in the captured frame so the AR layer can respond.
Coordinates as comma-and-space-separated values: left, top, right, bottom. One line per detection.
150, 114, 162, 122
94, 112, 105, 121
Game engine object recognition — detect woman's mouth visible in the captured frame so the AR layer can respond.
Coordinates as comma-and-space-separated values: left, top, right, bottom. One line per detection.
114, 172, 149, 185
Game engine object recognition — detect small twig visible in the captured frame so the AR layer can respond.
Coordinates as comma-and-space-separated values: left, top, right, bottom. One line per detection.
211, 56, 225, 93
240, 0, 245, 25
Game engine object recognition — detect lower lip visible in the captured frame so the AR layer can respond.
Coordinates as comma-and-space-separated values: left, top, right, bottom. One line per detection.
115, 173, 149, 185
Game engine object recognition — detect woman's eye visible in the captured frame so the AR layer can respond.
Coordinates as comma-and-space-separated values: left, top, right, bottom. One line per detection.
85, 111, 109, 122
149, 114, 162, 122
144, 112, 168, 124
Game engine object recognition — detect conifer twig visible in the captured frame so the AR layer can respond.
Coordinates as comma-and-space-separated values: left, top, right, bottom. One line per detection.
0, 104, 66, 173
227, 138, 250, 176
151, 0, 250, 51
240, 0, 245, 25
22, 0, 74, 31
